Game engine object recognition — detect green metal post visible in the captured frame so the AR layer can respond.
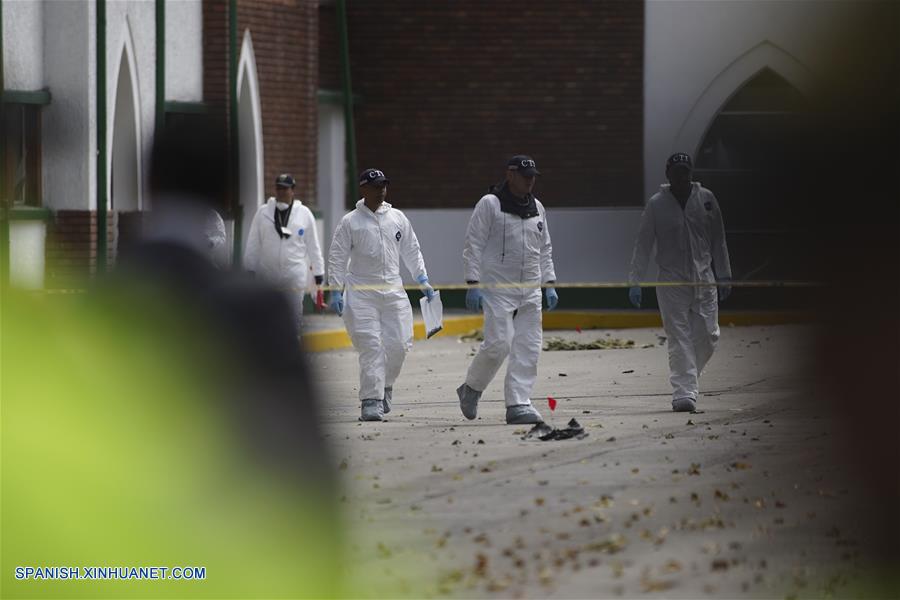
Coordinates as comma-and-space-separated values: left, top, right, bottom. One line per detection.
96, 0, 108, 274
229, 0, 240, 264
336, 0, 358, 207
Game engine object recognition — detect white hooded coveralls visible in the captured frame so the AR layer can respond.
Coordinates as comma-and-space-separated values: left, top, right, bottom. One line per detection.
462, 193, 556, 407
244, 198, 325, 323
328, 200, 428, 401
629, 182, 731, 401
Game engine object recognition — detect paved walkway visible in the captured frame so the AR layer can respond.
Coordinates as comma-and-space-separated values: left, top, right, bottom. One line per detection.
310, 325, 873, 598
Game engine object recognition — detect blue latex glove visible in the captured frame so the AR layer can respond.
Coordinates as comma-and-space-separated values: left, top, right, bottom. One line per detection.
417, 275, 435, 302
628, 286, 642, 308
465, 285, 483, 312
718, 277, 732, 302
328, 291, 344, 316
544, 287, 559, 311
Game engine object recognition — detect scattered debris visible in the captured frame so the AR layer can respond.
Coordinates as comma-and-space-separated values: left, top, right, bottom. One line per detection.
543, 337, 636, 351
459, 329, 484, 342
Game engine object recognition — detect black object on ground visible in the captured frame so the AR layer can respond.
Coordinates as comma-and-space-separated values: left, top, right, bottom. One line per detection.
522, 418, 588, 441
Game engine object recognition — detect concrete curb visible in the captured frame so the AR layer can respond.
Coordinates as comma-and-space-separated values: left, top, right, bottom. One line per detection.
301, 310, 814, 353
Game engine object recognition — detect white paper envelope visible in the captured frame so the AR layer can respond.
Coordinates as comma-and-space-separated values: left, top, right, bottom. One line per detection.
419, 290, 444, 339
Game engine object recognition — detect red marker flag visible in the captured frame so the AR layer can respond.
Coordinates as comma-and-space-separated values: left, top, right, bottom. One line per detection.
315, 288, 326, 312
575, 326, 582, 333
548, 396, 557, 411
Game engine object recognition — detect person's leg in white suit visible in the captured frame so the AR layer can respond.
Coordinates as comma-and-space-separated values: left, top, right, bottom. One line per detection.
504, 293, 543, 407
380, 290, 414, 414
343, 289, 387, 420
658, 286, 700, 410
690, 287, 720, 376
465, 292, 514, 392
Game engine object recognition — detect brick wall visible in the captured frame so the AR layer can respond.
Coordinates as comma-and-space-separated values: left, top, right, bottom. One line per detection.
45, 210, 118, 288
337, 1, 644, 208
204, 0, 319, 209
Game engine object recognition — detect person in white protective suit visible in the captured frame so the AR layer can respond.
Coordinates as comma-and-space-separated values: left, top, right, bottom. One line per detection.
244, 173, 325, 326
628, 153, 732, 412
327, 168, 435, 422
457, 155, 558, 425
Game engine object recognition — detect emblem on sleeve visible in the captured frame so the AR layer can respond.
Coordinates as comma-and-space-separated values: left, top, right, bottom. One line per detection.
395, 231, 402, 242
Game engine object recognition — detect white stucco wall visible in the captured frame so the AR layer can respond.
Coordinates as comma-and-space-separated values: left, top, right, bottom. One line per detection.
399, 208, 648, 286
165, 0, 203, 102
20, 0, 202, 214
42, 0, 95, 211
644, 0, 867, 200
2, 0, 44, 90
9, 221, 46, 290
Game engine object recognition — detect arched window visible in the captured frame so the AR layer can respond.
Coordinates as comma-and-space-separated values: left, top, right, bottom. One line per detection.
694, 68, 812, 280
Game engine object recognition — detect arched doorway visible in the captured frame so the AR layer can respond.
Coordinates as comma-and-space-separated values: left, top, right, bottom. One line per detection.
110, 41, 143, 253
237, 30, 264, 266
693, 68, 813, 282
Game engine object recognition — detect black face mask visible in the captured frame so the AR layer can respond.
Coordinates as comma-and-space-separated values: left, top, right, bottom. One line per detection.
490, 181, 539, 219
274, 203, 293, 239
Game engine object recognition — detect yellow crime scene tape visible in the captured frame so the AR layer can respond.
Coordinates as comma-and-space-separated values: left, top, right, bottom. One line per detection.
34, 279, 821, 295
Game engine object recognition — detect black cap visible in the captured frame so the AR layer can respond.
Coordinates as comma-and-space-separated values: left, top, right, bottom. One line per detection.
507, 155, 540, 177
359, 168, 389, 186
666, 153, 693, 172
275, 173, 296, 188
275, 173, 297, 188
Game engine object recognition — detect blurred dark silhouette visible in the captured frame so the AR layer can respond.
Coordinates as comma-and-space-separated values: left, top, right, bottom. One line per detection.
107, 115, 340, 593
802, 2, 900, 579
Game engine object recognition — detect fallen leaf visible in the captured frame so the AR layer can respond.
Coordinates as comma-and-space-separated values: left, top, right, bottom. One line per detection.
473, 553, 489, 577
661, 559, 683, 573
585, 533, 628, 554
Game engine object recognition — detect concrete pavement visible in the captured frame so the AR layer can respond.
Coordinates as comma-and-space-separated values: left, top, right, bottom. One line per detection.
309, 325, 875, 598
